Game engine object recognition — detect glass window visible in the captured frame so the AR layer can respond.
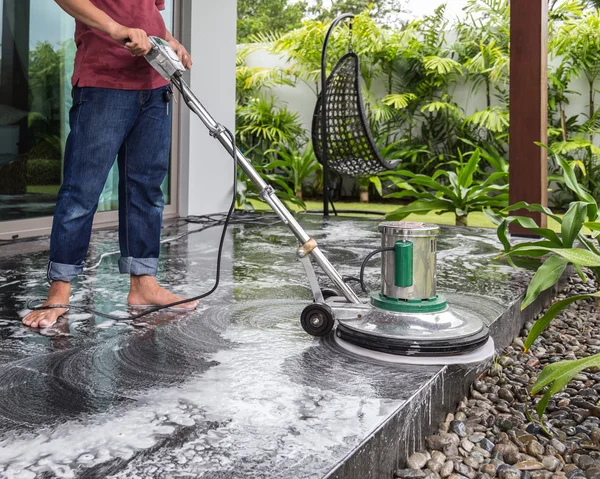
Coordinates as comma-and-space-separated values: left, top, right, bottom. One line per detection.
0, 0, 174, 222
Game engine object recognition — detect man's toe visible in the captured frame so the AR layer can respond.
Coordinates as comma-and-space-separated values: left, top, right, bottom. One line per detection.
38, 317, 54, 328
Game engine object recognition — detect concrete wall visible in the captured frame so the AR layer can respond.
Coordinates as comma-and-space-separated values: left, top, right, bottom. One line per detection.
179, 0, 238, 217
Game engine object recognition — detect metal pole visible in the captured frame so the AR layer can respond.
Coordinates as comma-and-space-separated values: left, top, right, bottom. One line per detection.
320, 13, 355, 217
173, 76, 362, 304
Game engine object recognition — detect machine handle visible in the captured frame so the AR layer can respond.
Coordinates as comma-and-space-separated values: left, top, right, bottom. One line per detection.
394, 241, 413, 288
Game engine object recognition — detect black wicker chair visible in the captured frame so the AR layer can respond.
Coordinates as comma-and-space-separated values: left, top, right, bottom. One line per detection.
311, 14, 400, 214
312, 52, 400, 178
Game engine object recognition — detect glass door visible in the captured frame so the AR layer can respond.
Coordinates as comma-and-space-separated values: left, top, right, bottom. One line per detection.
0, 0, 177, 234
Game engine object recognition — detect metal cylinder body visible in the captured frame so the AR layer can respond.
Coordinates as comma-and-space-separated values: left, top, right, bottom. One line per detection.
380, 222, 440, 300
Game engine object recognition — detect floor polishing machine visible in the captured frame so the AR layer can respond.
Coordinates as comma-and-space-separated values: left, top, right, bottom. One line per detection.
145, 37, 493, 362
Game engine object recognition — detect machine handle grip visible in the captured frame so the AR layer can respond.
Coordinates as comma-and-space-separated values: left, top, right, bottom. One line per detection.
394, 241, 413, 288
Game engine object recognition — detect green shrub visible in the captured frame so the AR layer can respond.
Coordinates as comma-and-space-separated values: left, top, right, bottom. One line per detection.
491, 157, 600, 420
27, 159, 61, 186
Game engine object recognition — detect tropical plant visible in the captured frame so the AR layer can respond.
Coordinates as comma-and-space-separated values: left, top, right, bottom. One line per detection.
310, 0, 408, 28
550, 5, 600, 198
489, 158, 600, 419
236, 46, 295, 106
455, 1, 509, 106
493, 157, 600, 313
264, 142, 321, 200
236, 96, 306, 164
531, 352, 600, 420
237, 0, 308, 43
28, 40, 75, 160
384, 149, 508, 226
236, 160, 307, 211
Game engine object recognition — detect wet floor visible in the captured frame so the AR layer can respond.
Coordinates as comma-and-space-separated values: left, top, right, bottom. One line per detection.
0, 215, 531, 478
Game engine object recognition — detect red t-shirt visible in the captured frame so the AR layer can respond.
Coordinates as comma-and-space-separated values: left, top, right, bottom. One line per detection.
72, 0, 170, 90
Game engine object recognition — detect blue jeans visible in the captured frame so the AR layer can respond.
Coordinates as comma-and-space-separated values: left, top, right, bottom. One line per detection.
47, 86, 172, 282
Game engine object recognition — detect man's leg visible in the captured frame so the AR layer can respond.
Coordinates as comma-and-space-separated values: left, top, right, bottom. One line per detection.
23, 87, 139, 327
117, 86, 197, 309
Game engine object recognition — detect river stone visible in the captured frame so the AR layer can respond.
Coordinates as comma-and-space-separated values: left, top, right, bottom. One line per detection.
443, 443, 459, 458
499, 356, 514, 367
474, 381, 488, 393
496, 418, 513, 432
497, 464, 521, 479
450, 421, 468, 438
498, 388, 515, 403
463, 456, 479, 469
471, 450, 486, 464
493, 443, 520, 465
530, 472, 553, 479
440, 461, 454, 478
513, 431, 535, 448
541, 455, 561, 471
408, 452, 428, 470
461, 438, 474, 453
469, 432, 486, 443
578, 455, 596, 471
585, 466, 600, 479
427, 434, 459, 451
552, 438, 567, 455
395, 469, 426, 478
427, 459, 443, 473
526, 440, 545, 458
515, 460, 544, 471
480, 438, 495, 453
481, 463, 496, 477
453, 461, 472, 477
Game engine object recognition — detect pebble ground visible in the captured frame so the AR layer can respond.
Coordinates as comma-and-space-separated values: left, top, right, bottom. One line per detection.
395, 274, 600, 479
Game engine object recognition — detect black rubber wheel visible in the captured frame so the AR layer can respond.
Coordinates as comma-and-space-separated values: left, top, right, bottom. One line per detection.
301, 303, 335, 337
321, 288, 340, 300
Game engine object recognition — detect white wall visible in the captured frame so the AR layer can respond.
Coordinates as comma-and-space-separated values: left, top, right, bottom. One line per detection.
245, 47, 596, 142
179, 0, 238, 217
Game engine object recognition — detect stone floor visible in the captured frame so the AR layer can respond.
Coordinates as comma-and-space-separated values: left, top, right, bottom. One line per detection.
0, 215, 545, 478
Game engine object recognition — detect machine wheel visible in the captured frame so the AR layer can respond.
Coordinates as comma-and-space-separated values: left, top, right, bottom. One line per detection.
320, 288, 340, 300
301, 303, 335, 337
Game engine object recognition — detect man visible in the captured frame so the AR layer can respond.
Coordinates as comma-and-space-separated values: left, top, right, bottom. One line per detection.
22, 0, 198, 329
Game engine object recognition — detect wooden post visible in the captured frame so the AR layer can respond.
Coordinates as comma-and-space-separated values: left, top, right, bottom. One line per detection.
509, 0, 549, 234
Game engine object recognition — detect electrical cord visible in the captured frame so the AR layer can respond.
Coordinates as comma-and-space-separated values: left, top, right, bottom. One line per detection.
353, 247, 394, 293
27, 121, 243, 322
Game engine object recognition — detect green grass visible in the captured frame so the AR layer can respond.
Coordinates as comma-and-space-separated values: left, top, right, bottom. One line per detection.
248, 199, 563, 233
27, 185, 60, 195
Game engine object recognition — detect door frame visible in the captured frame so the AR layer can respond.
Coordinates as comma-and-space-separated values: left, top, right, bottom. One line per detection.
0, 0, 183, 241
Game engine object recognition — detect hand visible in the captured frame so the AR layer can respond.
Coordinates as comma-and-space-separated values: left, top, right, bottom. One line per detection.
109, 24, 152, 56
168, 38, 193, 69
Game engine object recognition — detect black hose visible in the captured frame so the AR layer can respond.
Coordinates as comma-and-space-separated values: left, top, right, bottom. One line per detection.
305, 209, 387, 217
358, 247, 394, 293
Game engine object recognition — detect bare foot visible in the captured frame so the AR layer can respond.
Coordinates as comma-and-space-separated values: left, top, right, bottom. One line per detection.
128, 275, 198, 310
22, 281, 71, 328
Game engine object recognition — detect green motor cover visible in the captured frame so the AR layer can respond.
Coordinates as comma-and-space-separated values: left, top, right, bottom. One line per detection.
394, 240, 413, 288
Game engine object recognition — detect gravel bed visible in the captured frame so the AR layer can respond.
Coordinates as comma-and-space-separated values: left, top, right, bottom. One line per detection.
395, 273, 600, 479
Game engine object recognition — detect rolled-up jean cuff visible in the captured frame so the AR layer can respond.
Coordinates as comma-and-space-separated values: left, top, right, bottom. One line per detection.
47, 260, 84, 282
119, 257, 159, 276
